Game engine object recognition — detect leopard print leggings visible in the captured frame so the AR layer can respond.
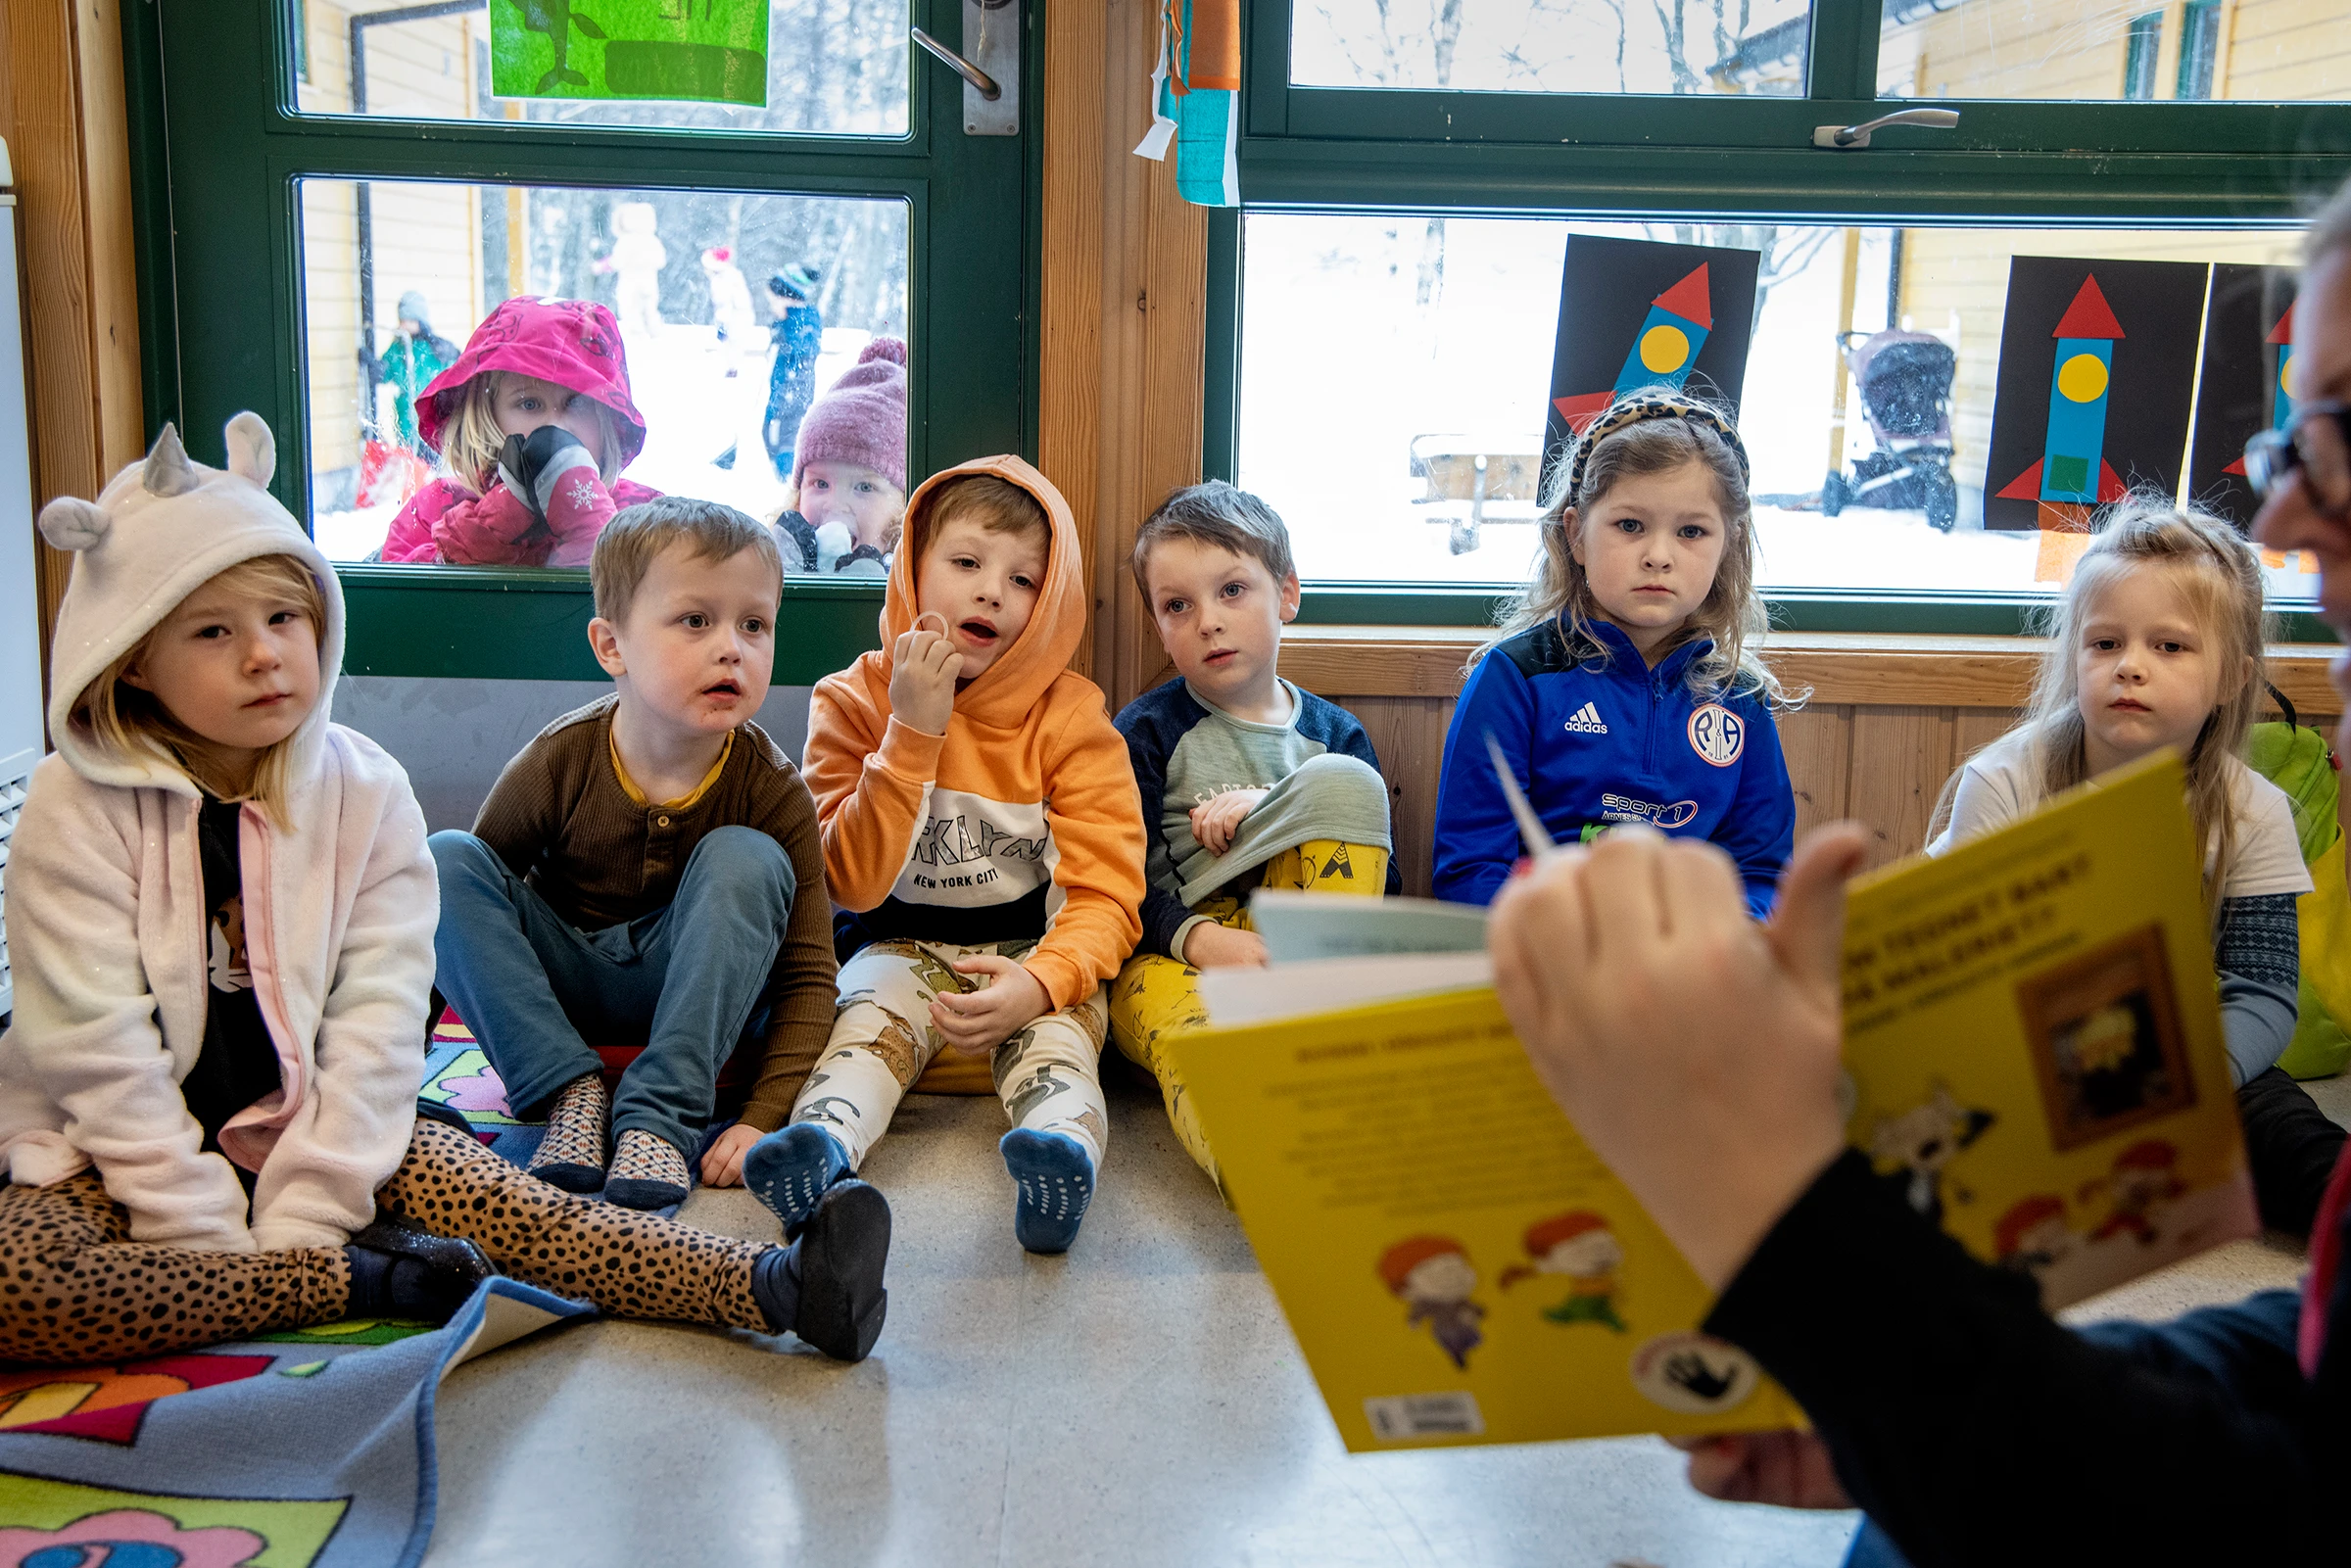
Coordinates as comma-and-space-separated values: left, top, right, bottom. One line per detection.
0, 1118, 773, 1365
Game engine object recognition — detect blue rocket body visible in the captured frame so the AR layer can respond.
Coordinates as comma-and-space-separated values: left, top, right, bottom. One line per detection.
2039, 337, 2115, 505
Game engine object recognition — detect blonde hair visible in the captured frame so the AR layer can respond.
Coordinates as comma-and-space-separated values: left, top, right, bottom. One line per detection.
71, 553, 328, 829
591, 497, 784, 625
434, 372, 626, 494
1477, 401, 1786, 705
1935, 499, 2270, 904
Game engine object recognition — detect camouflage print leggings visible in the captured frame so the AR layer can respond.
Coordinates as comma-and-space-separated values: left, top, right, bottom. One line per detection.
0, 1117, 773, 1365
791, 938, 1111, 1171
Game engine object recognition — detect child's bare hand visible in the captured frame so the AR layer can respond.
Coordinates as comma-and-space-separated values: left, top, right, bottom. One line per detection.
1670, 1431, 1851, 1510
930, 955, 1051, 1054
888, 612, 963, 736
699, 1122, 762, 1187
1188, 788, 1268, 856
1182, 922, 1269, 970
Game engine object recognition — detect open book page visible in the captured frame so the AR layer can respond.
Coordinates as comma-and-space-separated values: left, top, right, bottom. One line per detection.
1198, 953, 1492, 1028
1176, 986, 1806, 1450
1840, 751, 2254, 1309
1175, 751, 2251, 1450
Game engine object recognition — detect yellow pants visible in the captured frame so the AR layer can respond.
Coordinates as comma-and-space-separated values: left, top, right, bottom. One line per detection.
1109, 839, 1389, 1190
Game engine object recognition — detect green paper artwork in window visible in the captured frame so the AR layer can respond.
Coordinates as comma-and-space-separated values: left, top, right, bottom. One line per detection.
491, 0, 769, 107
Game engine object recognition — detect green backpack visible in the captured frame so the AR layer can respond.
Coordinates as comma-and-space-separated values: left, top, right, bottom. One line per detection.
2244, 689, 2351, 1080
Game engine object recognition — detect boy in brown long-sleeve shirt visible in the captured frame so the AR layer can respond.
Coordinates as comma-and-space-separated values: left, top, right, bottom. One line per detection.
428, 498, 846, 1212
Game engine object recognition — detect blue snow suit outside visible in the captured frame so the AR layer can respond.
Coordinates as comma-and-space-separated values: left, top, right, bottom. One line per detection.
1432, 617, 1794, 916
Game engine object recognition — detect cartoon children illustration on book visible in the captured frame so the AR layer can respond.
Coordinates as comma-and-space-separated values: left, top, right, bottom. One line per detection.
1994, 1193, 2078, 1282
2085, 1138, 2187, 1245
1867, 1081, 1997, 1224
1499, 1212, 1626, 1332
1377, 1236, 1485, 1369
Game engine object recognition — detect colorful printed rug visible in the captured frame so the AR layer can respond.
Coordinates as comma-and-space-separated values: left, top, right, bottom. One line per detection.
422, 1011, 727, 1213
0, 1278, 592, 1567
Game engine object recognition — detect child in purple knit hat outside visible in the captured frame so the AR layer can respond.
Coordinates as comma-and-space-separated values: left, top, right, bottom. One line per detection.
766, 337, 907, 576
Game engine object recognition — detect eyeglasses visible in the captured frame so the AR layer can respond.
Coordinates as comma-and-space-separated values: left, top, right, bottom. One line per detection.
2243, 402, 2351, 517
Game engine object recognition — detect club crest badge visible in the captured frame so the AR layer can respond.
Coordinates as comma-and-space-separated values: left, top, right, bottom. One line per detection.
1686, 703, 1744, 767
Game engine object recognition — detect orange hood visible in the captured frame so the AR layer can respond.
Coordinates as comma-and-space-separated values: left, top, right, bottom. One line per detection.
876, 454, 1088, 728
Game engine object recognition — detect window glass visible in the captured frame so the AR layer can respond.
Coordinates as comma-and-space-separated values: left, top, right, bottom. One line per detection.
1236, 214, 2315, 602
291, 0, 910, 137
1292, 0, 1811, 95
1880, 0, 2351, 101
2122, 12, 2161, 100
2176, 0, 2222, 100
298, 177, 909, 570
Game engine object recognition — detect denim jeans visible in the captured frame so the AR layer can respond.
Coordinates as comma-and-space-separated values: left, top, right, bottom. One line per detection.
428, 826, 795, 1158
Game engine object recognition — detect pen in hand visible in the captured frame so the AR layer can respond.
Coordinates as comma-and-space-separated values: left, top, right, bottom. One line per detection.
1484, 733, 1563, 865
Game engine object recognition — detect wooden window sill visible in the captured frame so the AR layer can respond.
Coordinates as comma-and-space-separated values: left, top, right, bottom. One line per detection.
1277, 626, 2345, 715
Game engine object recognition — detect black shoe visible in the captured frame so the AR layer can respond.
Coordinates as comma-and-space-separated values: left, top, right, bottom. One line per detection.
346, 1219, 499, 1321
790, 1178, 891, 1361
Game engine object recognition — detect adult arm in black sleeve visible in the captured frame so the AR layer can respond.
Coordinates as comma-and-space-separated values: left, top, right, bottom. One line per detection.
1703, 1150, 2334, 1568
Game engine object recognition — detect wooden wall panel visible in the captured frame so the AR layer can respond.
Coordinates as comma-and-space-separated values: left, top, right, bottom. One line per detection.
1779, 702, 1854, 843
1346, 694, 1454, 899
1953, 706, 2022, 770
1041, 0, 1204, 699
2, 0, 145, 701
1847, 706, 1956, 868
1038, 0, 1104, 678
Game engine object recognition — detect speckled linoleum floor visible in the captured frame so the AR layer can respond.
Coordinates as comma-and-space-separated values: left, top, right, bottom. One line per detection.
416, 1069, 2351, 1568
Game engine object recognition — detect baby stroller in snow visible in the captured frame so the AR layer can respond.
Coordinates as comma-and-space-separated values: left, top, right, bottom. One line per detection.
1821, 328, 1959, 532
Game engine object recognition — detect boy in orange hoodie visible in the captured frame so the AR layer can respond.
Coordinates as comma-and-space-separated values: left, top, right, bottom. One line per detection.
744, 457, 1145, 1254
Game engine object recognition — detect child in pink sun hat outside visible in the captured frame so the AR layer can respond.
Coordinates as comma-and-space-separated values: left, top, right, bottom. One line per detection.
767, 336, 908, 577
379, 298, 663, 567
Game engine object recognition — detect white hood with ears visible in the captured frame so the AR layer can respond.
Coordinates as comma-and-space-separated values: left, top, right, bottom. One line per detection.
39, 413, 345, 791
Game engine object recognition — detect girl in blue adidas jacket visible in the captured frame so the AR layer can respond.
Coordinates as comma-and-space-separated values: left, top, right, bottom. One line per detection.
1434, 391, 1795, 916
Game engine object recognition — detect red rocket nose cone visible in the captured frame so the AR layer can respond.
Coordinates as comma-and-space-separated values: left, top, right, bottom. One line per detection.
2051, 274, 2126, 340
1652, 263, 1713, 331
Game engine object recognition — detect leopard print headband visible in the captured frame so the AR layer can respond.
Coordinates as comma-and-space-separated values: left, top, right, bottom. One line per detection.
1561, 391, 1751, 504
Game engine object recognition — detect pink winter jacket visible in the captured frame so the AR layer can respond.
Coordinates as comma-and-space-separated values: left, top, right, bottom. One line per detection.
378, 474, 663, 566
0, 732, 438, 1252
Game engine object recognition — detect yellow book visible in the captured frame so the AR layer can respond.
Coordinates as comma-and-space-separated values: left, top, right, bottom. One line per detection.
1173, 753, 2254, 1451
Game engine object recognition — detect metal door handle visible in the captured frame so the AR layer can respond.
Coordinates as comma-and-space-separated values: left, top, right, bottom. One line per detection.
1813, 108, 1960, 149
912, 25, 1000, 101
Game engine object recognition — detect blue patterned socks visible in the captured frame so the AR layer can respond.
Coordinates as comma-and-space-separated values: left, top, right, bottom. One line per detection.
744, 1122, 854, 1232
1000, 1128, 1096, 1255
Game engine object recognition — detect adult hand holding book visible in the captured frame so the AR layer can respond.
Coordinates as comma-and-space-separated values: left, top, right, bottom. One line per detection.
1490, 823, 1869, 1292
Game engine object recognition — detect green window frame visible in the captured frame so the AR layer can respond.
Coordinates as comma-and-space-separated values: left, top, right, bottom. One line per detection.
1210, 0, 2351, 641
120, 0, 1044, 681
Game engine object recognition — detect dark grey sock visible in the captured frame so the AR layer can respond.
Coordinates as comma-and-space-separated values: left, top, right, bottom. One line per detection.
748, 1245, 800, 1335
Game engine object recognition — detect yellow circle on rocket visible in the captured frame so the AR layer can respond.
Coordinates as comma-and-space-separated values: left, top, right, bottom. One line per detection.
1640, 324, 1692, 374
2057, 352, 2109, 403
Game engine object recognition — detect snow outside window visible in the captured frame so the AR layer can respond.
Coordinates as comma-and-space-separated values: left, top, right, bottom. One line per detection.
1235, 214, 2317, 603
297, 177, 908, 569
